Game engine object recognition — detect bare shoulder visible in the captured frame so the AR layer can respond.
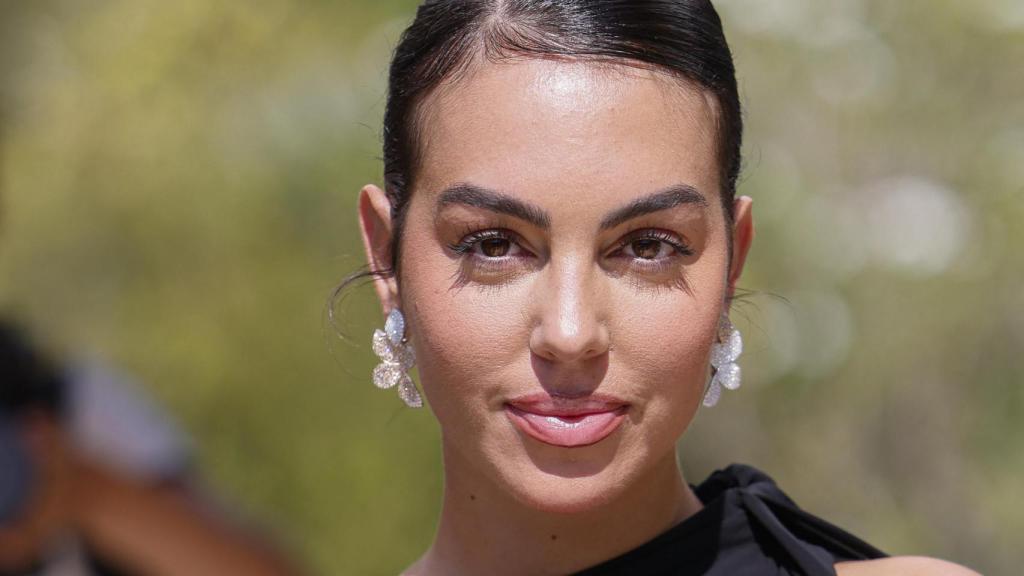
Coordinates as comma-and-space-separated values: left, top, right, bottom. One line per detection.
835, 556, 982, 576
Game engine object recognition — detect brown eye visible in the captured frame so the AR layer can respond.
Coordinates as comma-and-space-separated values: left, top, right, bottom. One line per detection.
449, 228, 528, 261
480, 238, 511, 257
615, 229, 694, 264
631, 239, 661, 259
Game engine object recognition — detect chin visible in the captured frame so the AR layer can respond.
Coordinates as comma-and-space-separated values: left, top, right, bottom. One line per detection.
491, 437, 641, 514
503, 467, 630, 514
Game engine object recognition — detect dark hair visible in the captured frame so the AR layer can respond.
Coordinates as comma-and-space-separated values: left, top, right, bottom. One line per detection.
333, 0, 742, 319
0, 319, 65, 416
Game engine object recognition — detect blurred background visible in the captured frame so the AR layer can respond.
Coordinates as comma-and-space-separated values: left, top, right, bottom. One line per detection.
0, 0, 1020, 574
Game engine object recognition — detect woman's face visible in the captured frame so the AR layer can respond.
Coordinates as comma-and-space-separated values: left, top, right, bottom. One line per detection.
360, 58, 753, 512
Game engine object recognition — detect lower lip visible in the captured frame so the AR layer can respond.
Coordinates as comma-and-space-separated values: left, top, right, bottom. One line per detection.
504, 405, 628, 448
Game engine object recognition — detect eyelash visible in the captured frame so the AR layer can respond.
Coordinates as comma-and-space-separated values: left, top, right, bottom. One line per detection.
446, 226, 694, 273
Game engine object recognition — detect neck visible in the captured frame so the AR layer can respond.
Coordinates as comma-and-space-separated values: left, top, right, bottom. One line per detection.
411, 442, 702, 576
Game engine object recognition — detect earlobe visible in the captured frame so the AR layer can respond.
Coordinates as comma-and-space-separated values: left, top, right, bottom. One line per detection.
357, 184, 400, 313
727, 195, 754, 302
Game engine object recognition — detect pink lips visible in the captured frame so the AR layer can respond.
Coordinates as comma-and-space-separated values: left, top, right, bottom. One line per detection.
504, 394, 629, 448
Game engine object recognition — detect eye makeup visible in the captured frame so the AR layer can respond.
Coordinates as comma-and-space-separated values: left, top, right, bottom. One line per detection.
443, 219, 696, 292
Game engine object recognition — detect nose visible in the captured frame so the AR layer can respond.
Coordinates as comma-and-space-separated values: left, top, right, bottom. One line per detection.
528, 256, 611, 365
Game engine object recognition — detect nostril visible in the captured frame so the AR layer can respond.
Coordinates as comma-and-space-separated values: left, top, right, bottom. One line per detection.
529, 320, 611, 365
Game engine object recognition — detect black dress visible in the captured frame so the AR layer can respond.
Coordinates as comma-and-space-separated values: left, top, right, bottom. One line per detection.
574, 464, 887, 575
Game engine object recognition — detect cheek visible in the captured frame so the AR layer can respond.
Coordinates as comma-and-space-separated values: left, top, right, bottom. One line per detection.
607, 267, 726, 436
613, 296, 718, 400
402, 260, 531, 417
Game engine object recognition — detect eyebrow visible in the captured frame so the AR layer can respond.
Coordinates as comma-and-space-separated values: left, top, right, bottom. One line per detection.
436, 183, 708, 231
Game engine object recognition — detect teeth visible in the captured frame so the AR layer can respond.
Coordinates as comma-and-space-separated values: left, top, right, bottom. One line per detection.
544, 416, 587, 429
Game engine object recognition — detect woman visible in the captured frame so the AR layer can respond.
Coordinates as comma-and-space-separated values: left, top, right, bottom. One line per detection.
344, 1, 979, 574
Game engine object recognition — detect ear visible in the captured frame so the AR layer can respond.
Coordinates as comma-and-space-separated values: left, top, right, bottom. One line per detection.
726, 195, 754, 304
357, 184, 400, 315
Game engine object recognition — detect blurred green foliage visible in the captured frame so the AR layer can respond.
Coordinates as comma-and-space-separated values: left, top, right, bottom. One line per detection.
1, 1, 1021, 574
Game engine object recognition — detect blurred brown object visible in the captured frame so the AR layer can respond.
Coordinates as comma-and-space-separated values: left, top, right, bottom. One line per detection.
0, 321, 307, 576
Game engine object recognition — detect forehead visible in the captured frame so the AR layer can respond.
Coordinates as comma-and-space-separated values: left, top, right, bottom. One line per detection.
414, 57, 722, 216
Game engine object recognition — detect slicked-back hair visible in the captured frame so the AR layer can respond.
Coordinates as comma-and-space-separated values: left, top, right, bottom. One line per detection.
333, 0, 741, 316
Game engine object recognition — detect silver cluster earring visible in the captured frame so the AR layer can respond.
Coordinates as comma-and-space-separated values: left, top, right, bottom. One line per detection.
372, 308, 422, 408
703, 313, 743, 407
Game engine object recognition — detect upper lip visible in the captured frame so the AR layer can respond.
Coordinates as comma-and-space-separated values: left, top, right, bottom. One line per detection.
505, 393, 630, 417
